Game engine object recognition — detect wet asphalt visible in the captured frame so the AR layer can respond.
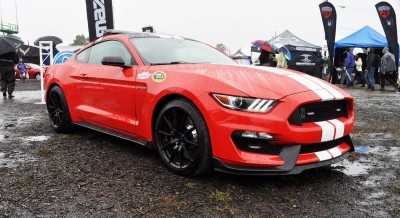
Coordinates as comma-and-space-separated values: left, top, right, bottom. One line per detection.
0, 79, 399, 217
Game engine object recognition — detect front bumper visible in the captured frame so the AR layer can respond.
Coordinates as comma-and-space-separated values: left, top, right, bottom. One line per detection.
204, 90, 355, 174
212, 135, 354, 175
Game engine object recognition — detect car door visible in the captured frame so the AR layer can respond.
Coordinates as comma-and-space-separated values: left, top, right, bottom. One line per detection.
78, 40, 138, 135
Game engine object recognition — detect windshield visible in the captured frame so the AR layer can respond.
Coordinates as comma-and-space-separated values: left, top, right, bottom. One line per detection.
130, 37, 237, 65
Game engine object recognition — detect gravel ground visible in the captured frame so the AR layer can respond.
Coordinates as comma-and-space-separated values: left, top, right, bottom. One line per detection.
0, 79, 399, 217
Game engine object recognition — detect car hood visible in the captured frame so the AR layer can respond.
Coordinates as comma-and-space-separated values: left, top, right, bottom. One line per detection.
196, 64, 344, 99
148, 64, 346, 100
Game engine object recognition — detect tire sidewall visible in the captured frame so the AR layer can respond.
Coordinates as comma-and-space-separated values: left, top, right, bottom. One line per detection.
154, 99, 211, 176
46, 86, 73, 133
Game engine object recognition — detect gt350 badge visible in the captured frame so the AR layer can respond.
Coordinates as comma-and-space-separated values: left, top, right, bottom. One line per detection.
152, 72, 167, 82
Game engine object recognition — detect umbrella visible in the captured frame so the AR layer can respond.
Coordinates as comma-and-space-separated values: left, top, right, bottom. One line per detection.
252, 40, 276, 53
352, 47, 367, 55
34, 36, 63, 46
0, 35, 24, 56
272, 42, 292, 60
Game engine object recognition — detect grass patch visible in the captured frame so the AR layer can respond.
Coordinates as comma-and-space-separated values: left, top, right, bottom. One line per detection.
210, 189, 233, 202
184, 182, 196, 189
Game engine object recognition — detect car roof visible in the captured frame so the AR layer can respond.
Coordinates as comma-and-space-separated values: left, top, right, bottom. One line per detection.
103, 29, 192, 41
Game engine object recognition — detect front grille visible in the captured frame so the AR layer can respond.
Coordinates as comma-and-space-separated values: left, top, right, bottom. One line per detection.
300, 137, 346, 154
289, 100, 348, 126
231, 134, 283, 155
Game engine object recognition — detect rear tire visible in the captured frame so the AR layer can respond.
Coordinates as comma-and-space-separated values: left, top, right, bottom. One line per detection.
46, 86, 74, 133
35, 73, 40, 80
154, 99, 212, 176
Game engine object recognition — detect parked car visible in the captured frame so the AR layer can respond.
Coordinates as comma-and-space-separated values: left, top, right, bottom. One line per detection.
15, 63, 46, 80
44, 30, 355, 176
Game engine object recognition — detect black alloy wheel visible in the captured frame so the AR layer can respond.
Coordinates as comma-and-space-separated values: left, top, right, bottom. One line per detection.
155, 99, 212, 176
46, 86, 73, 133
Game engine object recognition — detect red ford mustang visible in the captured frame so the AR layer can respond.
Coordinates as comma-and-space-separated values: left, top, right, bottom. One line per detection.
44, 30, 354, 176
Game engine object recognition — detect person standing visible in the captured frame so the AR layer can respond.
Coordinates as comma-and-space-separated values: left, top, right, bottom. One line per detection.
380, 47, 397, 91
17, 59, 28, 83
276, 51, 288, 68
0, 52, 19, 98
344, 48, 355, 87
365, 48, 379, 91
354, 54, 366, 87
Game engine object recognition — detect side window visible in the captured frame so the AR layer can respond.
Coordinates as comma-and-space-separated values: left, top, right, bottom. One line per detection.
88, 40, 133, 65
76, 47, 91, 63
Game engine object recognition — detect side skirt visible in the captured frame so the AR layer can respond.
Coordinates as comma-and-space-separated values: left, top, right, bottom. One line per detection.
73, 122, 153, 149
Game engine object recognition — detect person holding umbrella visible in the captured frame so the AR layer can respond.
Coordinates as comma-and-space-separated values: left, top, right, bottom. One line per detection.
0, 35, 23, 98
0, 52, 19, 98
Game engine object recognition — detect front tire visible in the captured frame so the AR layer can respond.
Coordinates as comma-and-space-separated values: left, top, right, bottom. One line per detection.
154, 99, 212, 176
35, 73, 41, 80
46, 86, 74, 133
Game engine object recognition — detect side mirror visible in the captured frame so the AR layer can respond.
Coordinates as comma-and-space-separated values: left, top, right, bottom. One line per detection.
101, 56, 131, 68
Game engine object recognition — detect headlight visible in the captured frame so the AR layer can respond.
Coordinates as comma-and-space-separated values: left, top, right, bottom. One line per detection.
212, 93, 277, 113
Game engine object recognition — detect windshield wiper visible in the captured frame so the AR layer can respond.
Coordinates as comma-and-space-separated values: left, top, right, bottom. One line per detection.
150, 61, 192, 66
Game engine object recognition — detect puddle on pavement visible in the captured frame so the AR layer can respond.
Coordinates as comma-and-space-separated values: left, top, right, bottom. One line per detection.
0, 150, 36, 168
0, 90, 42, 104
333, 145, 399, 176
332, 159, 371, 176
355, 146, 374, 154
367, 191, 386, 199
24, 136, 50, 142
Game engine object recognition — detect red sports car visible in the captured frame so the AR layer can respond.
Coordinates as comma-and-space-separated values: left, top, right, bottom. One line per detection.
15, 63, 45, 80
44, 31, 354, 176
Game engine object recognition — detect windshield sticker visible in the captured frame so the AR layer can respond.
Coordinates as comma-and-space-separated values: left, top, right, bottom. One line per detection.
138, 72, 151, 79
152, 71, 167, 82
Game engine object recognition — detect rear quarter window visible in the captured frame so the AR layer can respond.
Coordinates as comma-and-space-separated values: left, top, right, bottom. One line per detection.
76, 48, 91, 63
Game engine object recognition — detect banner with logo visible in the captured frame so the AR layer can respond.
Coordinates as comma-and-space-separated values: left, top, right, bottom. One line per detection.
319, 2, 337, 65
85, 0, 114, 42
375, 2, 398, 68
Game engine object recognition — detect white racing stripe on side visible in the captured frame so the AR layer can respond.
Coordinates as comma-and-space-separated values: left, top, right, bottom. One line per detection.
315, 121, 335, 142
315, 151, 332, 161
303, 75, 345, 100
328, 119, 345, 139
328, 147, 342, 158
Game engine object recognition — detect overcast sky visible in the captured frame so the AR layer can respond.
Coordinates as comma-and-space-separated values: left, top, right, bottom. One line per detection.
1, 0, 399, 52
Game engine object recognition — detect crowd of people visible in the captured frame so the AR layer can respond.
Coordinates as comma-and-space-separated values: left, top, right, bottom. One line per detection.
323, 47, 399, 93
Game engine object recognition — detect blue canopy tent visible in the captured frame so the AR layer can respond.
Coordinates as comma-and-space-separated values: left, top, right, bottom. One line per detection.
335, 26, 388, 49
330, 26, 388, 84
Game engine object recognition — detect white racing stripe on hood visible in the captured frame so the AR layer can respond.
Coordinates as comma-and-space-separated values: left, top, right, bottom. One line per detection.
233, 65, 348, 101
303, 75, 344, 100
286, 74, 334, 101
270, 68, 344, 100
